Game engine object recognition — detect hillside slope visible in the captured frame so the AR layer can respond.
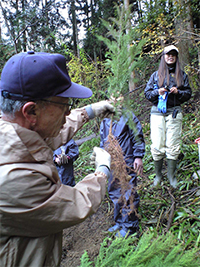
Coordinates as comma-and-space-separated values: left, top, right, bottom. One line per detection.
61, 88, 200, 267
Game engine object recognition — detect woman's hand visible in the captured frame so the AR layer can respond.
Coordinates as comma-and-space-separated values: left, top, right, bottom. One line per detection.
170, 86, 178, 94
159, 87, 168, 95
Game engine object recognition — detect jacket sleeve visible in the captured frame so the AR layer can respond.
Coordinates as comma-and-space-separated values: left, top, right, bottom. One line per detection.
144, 71, 160, 105
129, 114, 145, 159
176, 72, 192, 104
64, 139, 79, 161
0, 164, 107, 237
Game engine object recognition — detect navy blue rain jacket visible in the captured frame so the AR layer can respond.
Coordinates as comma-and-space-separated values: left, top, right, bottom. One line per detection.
100, 113, 145, 231
100, 113, 145, 173
53, 139, 79, 186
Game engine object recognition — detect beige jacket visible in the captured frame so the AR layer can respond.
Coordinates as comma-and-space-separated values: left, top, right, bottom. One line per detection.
0, 108, 107, 267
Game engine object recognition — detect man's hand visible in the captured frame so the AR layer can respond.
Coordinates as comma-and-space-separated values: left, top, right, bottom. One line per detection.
91, 100, 115, 118
133, 158, 143, 176
90, 147, 111, 169
195, 137, 200, 144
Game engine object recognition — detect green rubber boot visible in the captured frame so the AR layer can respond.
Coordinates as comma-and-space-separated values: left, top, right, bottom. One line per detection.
153, 159, 163, 186
167, 159, 177, 188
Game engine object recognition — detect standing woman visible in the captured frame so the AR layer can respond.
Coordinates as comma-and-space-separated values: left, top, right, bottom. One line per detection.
144, 45, 192, 188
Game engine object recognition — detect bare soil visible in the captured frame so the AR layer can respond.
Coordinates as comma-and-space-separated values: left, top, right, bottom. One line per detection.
60, 197, 114, 267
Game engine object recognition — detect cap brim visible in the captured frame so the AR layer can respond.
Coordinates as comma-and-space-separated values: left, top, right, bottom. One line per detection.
56, 82, 93, 99
164, 45, 179, 54
166, 49, 178, 54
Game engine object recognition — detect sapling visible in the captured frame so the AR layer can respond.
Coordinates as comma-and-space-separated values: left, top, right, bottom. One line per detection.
97, 5, 146, 213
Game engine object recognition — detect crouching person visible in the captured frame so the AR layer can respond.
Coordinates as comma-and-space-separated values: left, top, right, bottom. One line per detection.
53, 139, 79, 186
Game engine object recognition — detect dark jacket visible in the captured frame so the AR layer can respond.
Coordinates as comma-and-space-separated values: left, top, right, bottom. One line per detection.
53, 139, 79, 186
100, 113, 145, 169
144, 70, 192, 108
100, 113, 145, 230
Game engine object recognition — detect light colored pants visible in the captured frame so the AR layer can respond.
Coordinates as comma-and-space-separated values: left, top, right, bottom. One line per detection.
150, 112, 183, 161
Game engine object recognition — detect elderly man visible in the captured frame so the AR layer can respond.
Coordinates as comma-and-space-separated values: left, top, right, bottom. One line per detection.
0, 51, 113, 266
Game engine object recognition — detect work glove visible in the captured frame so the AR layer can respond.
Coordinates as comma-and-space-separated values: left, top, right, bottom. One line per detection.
90, 147, 111, 170
88, 100, 115, 118
157, 92, 168, 113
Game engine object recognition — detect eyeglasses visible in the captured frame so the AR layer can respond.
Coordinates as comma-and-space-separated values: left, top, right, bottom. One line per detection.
40, 98, 74, 111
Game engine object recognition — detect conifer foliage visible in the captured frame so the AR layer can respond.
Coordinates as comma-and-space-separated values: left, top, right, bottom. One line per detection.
80, 231, 200, 267
97, 5, 146, 214
97, 5, 146, 98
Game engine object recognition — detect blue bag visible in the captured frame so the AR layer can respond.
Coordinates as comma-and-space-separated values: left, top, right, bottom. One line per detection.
153, 83, 168, 114
157, 92, 168, 113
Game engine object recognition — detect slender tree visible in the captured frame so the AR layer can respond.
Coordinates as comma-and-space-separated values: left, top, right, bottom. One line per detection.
0, 0, 70, 53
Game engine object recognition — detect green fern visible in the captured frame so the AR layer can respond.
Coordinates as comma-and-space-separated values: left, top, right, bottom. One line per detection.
79, 231, 200, 267
79, 251, 93, 267
94, 236, 136, 267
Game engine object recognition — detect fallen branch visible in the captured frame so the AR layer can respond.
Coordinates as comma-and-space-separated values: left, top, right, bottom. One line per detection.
164, 186, 176, 233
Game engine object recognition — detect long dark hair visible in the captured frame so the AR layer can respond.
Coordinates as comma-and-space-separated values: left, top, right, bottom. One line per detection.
158, 55, 184, 88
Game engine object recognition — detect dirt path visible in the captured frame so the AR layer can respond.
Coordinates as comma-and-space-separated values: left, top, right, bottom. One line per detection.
61, 198, 114, 267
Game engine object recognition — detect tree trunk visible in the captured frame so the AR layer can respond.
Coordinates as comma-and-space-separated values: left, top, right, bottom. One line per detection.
0, 1, 18, 53
71, 0, 78, 57
124, 0, 136, 92
174, 0, 193, 68
22, 0, 27, 51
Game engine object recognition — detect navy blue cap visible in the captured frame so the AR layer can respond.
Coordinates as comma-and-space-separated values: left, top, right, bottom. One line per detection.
0, 51, 92, 100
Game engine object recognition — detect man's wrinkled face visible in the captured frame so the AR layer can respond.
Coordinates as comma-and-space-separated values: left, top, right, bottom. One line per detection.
35, 97, 71, 139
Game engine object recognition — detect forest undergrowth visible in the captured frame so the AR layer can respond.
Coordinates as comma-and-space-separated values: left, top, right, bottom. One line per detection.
73, 88, 200, 267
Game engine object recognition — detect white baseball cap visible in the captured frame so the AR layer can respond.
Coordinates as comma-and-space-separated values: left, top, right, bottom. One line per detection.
164, 45, 179, 55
